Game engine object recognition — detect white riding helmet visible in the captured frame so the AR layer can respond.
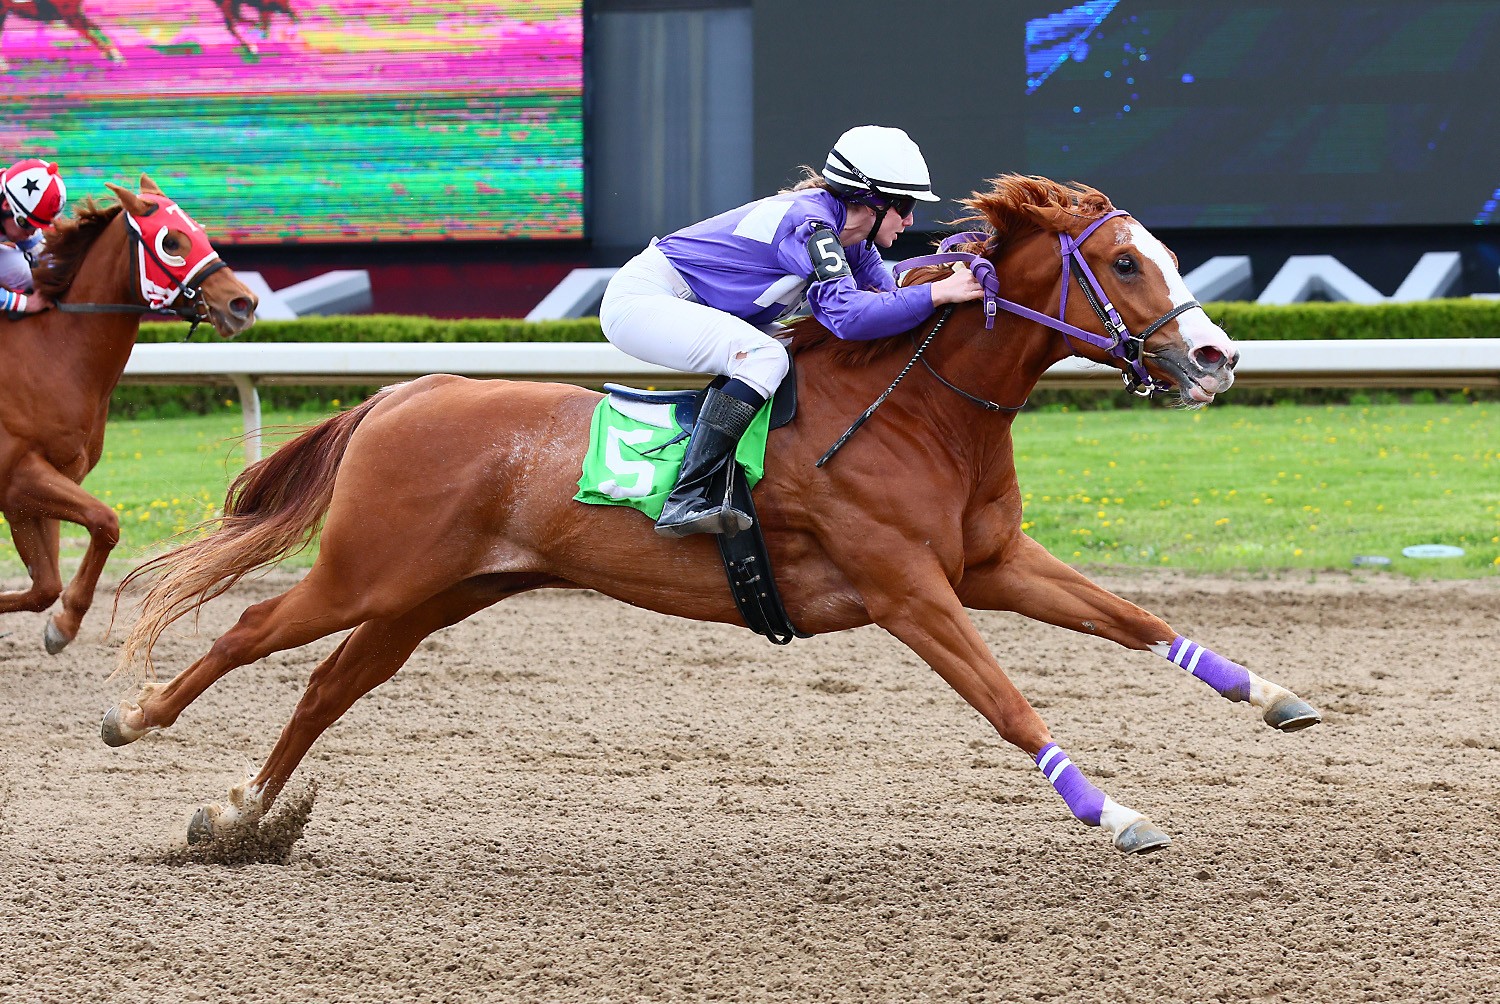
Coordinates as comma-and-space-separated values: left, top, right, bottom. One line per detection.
822, 125, 940, 203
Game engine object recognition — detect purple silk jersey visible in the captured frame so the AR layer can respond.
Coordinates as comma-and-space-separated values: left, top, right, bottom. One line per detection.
653, 189, 935, 341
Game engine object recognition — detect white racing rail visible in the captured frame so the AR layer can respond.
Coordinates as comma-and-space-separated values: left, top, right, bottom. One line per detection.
121, 338, 1500, 462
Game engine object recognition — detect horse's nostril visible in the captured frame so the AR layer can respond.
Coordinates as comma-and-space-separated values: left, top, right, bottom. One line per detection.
1193, 345, 1225, 370
229, 296, 254, 318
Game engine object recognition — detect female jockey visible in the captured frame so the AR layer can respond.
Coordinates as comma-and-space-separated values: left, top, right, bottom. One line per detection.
601, 125, 984, 538
0, 158, 67, 316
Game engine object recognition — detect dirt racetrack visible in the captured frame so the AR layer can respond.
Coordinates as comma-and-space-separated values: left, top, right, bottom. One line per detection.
1, 570, 1497, 1003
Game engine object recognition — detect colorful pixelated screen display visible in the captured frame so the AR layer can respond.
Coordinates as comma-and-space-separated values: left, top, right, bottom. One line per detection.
3, 0, 582, 243
1025, 1, 1500, 227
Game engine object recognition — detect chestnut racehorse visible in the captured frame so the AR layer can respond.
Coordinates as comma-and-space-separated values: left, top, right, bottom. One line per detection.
105, 176, 1320, 854
0, 176, 257, 653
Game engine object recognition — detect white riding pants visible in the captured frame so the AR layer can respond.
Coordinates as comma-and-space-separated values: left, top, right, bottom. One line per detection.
600, 243, 791, 400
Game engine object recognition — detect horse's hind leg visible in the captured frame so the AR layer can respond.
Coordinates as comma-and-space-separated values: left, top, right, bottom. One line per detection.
957, 534, 1320, 731
186, 577, 516, 844
102, 568, 382, 746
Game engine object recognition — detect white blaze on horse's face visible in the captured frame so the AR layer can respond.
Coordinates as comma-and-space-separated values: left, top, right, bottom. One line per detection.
1122, 222, 1239, 403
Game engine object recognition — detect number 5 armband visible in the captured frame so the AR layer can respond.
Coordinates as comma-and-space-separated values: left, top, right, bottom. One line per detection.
805, 225, 853, 282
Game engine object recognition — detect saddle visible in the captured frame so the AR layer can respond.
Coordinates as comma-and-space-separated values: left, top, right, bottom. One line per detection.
602, 361, 809, 645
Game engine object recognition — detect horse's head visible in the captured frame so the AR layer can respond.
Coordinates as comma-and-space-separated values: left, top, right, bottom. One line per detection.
1027, 204, 1237, 405
963, 176, 1238, 408
103, 174, 258, 338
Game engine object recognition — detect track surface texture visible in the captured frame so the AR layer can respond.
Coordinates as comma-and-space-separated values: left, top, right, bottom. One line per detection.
2, 571, 1497, 1003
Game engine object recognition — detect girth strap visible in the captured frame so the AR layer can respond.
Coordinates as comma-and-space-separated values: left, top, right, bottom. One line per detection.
715, 471, 809, 645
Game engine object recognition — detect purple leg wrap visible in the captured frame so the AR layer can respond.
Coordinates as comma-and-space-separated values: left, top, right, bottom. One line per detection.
1035, 743, 1105, 826
1167, 636, 1251, 702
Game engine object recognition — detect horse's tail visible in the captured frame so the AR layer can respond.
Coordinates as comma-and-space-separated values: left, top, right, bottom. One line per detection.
115, 389, 393, 677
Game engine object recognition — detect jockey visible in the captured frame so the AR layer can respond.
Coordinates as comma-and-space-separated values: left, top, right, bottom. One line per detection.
601, 125, 984, 538
0, 158, 67, 316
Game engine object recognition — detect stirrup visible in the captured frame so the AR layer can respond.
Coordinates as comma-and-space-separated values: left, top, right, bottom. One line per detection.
655, 463, 752, 538
655, 502, 753, 539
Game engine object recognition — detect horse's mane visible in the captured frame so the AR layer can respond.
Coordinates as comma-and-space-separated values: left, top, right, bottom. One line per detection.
32, 197, 123, 299
786, 174, 1114, 364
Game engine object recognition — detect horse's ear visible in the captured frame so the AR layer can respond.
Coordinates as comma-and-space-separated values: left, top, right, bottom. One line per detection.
1023, 204, 1082, 235
139, 173, 165, 196
105, 182, 151, 217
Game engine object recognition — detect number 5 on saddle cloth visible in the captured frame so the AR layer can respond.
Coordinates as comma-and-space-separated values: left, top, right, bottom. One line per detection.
575, 368, 807, 644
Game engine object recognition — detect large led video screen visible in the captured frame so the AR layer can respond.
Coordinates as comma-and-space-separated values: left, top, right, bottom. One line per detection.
1023, 0, 1500, 227
3, 0, 583, 243
754, 0, 1499, 229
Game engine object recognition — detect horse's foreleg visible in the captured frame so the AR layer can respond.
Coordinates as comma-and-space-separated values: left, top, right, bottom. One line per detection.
856, 554, 1169, 854
958, 533, 1320, 731
188, 580, 510, 844
0, 456, 119, 652
0, 515, 63, 616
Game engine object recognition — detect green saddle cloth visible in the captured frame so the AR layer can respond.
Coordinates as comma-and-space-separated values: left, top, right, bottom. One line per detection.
574, 396, 774, 520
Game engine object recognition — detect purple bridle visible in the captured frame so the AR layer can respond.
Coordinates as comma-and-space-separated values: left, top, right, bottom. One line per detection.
893, 209, 1202, 396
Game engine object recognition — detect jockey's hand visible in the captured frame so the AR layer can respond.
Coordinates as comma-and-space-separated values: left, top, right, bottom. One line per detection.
23, 292, 53, 314
930, 263, 985, 306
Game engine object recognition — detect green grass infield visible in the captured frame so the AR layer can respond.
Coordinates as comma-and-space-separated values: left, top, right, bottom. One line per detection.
3, 399, 1495, 581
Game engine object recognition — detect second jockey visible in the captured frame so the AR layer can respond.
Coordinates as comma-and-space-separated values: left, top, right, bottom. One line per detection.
600, 125, 983, 538
0, 158, 67, 317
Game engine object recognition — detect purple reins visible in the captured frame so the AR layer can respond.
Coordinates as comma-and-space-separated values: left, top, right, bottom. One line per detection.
893, 210, 1201, 396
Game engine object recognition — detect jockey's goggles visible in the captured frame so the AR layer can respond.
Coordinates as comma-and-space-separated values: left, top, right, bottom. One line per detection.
881, 194, 917, 217
3, 200, 38, 233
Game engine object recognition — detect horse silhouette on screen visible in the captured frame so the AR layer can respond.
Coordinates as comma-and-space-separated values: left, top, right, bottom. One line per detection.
0, 0, 122, 64
211, 0, 294, 54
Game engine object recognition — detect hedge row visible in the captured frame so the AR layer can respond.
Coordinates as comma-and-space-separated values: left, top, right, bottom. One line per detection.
134, 315, 608, 344
136, 299, 1500, 346
1206, 299, 1500, 341
113, 300, 1500, 417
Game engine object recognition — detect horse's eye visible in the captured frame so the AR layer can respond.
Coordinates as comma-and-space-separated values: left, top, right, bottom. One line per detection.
1113, 256, 1137, 276
163, 234, 182, 251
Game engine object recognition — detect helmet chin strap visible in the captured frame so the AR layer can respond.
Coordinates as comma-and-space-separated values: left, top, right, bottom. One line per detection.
864, 201, 889, 248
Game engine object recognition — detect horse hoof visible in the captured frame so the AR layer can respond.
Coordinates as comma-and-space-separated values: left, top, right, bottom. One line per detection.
1264, 694, 1321, 732
100, 704, 151, 747
43, 620, 71, 655
188, 806, 217, 845
101, 707, 132, 747
1114, 818, 1172, 855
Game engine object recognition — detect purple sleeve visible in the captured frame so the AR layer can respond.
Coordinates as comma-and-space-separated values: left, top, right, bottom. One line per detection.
851, 242, 897, 292
806, 276, 934, 341
775, 222, 934, 341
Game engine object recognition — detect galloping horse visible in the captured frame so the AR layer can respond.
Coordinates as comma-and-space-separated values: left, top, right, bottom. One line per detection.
0, 0, 122, 65
104, 176, 1320, 854
0, 176, 257, 653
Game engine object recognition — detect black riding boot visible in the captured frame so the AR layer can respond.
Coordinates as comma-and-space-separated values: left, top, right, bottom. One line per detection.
655, 387, 759, 538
